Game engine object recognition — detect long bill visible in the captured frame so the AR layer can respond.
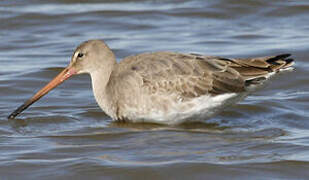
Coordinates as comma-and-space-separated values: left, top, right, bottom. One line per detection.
8, 66, 77, 119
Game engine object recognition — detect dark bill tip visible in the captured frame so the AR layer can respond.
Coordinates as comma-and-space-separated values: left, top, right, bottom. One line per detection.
8, 101, 33, 119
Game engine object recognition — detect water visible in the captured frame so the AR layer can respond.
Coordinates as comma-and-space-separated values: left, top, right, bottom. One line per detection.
1, 0, 309, 179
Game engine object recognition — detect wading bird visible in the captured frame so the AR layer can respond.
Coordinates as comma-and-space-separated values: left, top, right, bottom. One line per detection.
8, 40, 294, 124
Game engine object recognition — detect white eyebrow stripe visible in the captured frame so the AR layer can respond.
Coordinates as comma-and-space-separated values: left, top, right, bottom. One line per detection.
74, 51, 79, 58
71, 51, 79, 63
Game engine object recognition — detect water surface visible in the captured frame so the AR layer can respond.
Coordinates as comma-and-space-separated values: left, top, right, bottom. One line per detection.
1, 0, 309, 179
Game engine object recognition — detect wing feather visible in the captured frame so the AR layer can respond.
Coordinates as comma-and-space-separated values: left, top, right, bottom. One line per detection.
115, 52, 246, 101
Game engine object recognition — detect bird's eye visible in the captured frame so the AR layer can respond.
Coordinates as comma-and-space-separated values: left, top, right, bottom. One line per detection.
77, 53, 84, 58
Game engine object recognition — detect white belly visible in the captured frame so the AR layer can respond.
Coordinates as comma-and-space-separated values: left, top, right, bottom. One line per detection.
121, 92, 248, 125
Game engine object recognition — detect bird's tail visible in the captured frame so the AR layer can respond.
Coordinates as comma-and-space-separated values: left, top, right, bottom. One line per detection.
226, 54, 294, 86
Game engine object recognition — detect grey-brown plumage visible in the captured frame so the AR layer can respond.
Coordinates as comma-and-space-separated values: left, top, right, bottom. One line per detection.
109, 52, 293, 98
102, 49, 293, 122
8, 40, 295, 124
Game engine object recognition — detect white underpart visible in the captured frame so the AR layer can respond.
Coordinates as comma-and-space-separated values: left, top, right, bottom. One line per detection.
128, 92, 248, 125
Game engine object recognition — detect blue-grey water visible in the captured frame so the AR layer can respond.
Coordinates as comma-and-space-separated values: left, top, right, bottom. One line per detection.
1, 0, 309, 179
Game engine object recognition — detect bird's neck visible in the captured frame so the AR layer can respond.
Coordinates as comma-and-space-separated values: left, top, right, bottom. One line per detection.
90, 63, 117, 119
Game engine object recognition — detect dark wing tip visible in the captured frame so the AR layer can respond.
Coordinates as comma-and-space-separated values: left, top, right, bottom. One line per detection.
284, 58, 294, 64
266, 54, 292, 64
275, 53, 292, 59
